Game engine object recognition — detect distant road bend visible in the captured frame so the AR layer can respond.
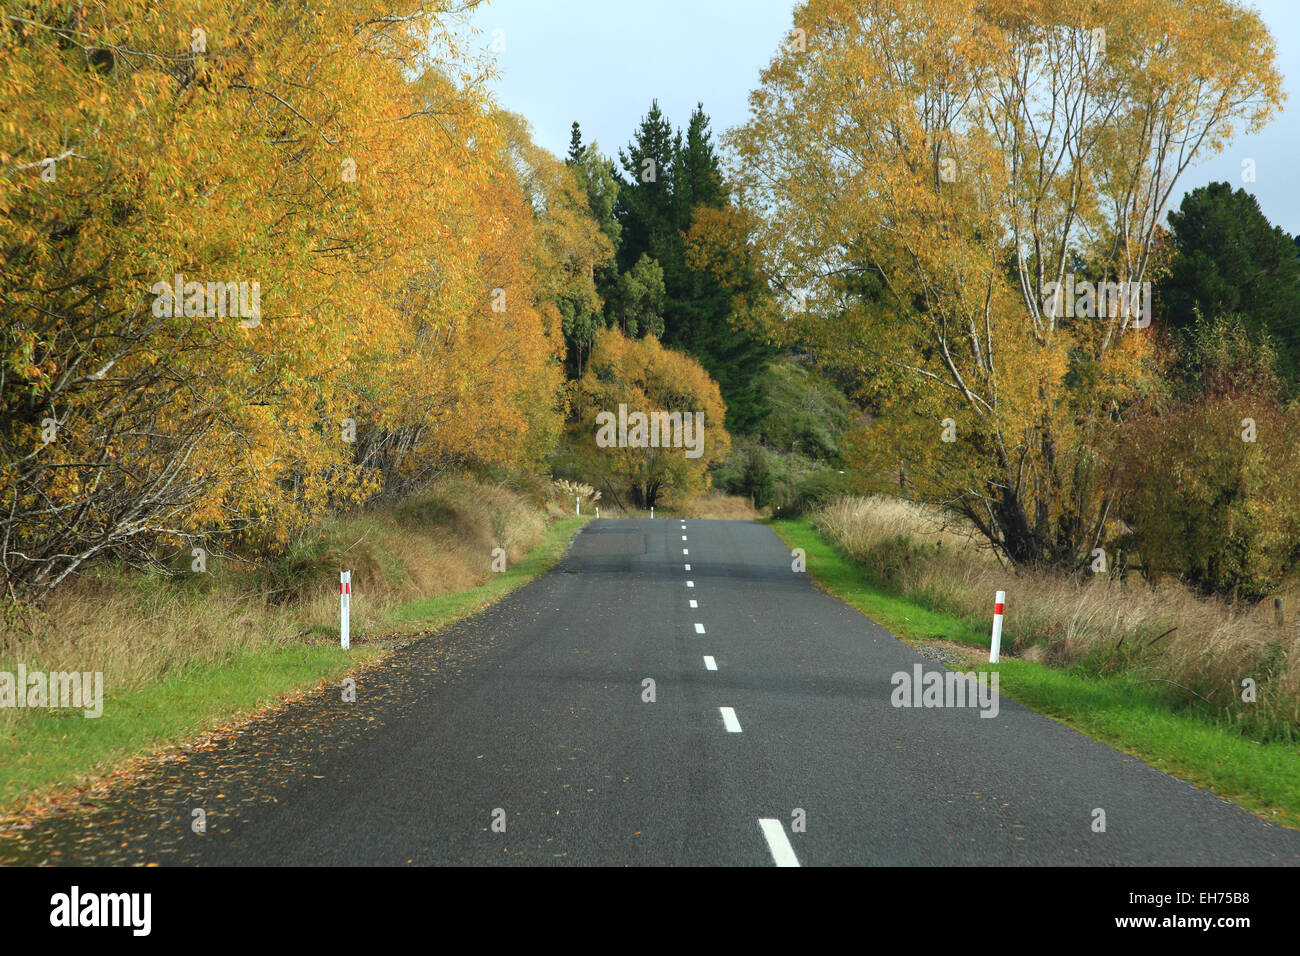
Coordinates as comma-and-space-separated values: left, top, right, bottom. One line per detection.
4, 518, 1299, 866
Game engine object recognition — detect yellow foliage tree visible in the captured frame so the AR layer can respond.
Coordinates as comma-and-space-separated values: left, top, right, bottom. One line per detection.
567, 329, 730, 509
731, 0, 1283, 567
0, 2, 571, 600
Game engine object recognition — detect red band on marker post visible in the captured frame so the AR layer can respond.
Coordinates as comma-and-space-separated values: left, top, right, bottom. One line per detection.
340, 570, 352, 650
989, 590, 1006, 663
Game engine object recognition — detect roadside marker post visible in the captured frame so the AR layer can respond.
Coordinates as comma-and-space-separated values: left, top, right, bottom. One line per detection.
595, 507, 599, 518
576, 497, 580, 516
340, 570, 352, 650
989, 590, 1005, 663
650, 507, 654, 519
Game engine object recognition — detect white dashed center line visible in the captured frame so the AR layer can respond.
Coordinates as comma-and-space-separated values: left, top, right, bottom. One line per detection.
758, 819, 800, 867
719, 706, 742, 732
685, 580, 694, 587
683, 548, 689, 555
689, 599, 698, 608
694, 622, 706, 634
684, 563, 691, 571
681, 535, 687, 541
703, 655, 717, 671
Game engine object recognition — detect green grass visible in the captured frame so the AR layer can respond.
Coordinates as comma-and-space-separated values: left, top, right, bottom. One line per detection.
0, 643, 385, 811
0, 516, 587, 813
768, 517, 1300, 830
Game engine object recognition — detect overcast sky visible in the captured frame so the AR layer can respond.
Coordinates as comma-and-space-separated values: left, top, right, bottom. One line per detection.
464, 0, 1300, 235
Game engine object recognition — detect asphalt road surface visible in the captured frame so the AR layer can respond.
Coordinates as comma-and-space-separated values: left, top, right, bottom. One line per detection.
4, 518, 1298, 866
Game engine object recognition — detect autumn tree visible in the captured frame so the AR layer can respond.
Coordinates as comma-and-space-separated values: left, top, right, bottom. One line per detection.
492, 111, 612, 384
731, 0, 1284, 568
0, 1, 573, 601
566, 328, 730, 509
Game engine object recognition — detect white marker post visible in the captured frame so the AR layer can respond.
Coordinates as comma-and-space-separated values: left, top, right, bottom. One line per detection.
650, 507, 654, 519
576, 496, 580, 516
340, 570, 352, 650
988, 590, 1005, 663
595, 507, 600, 518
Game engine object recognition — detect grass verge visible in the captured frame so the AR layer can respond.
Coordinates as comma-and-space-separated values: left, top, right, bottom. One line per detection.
0, 515, 586, 813
768, 516, 1300, 830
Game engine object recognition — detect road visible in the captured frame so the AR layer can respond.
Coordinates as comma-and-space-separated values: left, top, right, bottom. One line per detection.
3, 517, 1298, 865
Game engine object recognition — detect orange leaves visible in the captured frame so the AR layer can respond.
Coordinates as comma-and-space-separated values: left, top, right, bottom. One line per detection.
684, 206, 748, 287
1, 1, 575, 599
567, 329, 730, 506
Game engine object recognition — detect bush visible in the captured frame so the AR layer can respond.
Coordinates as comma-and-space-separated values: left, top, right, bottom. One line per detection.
1117, 313, 1300, 599
1117, 398, 1300, 598
757, 359, 854, 461
774, 468, 852, 516
739, 445, 775, 508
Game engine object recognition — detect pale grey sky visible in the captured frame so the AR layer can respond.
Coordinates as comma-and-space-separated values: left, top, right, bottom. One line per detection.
466, 0, 1300, 234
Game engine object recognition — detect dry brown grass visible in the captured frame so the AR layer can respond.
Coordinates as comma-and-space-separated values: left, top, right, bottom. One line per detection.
814, 495, 1300, 739
678, 493, 762, 521
572, 489, 759, 521
0, 473, 551, 709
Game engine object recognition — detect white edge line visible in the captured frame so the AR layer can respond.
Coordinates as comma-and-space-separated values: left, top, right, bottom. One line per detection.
758, 818, 800, 867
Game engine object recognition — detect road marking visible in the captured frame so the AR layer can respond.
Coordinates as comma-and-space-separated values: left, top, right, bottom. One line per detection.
703, 655, 717, 671
758, 819, 800, 867
685, 563, 691, 571
689, 599, 698, 608
683, 548, 689, 555
681, 535, 687, 541
695, 622, 706, 634
719, 706, 742, 732
686, 580, 694, 587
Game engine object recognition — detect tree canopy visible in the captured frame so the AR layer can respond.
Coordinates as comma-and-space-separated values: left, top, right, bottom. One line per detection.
1160, 182, 1300, 388
731, 0, 1284, 568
